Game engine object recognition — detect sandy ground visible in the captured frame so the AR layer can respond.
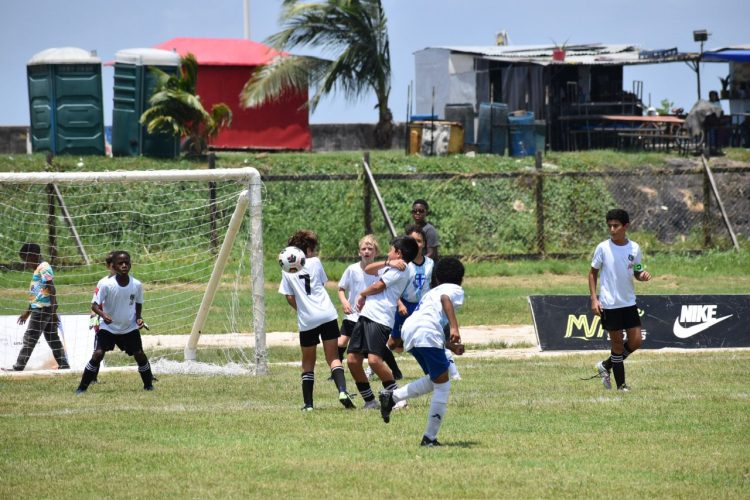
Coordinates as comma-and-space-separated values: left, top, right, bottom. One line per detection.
141, 324, 538, 350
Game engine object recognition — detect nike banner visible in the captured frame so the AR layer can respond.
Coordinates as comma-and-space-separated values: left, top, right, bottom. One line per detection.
528, 295, 750, 351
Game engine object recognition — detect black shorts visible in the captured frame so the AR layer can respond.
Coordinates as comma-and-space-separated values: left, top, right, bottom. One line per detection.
340, 319, 356, 337
96, 329, 144, 356
300, 319, 340, 347
348, 316, 391, 358
601, 305, 641, 331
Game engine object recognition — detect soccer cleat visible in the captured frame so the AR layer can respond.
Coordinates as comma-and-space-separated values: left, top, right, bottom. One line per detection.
338, 391, 356, 409
393, 399, 408, 410
144, 385, 155, 391
379, 390, 395, 423
301, 405, 314, 411
617, 384, 630, 392
420, 435, 442, 447
75, 387, 86, 395
58, 364, 70, 370
596, 361, 612, 390
363, 399, 380, 410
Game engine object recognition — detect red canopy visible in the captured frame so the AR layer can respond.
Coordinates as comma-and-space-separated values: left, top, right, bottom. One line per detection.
154, 38, 311, 151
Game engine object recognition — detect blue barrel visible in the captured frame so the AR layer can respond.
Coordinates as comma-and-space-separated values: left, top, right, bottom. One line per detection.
477, 102, 508, 155
508, 111, 536, 157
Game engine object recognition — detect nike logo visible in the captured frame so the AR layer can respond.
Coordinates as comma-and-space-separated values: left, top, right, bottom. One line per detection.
673, 314, 732, 338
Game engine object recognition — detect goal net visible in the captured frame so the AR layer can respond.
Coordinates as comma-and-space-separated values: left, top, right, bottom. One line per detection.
0, 167, 267, 374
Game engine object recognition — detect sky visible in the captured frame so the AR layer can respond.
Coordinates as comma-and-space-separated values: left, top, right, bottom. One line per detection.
1, 0, 747, 126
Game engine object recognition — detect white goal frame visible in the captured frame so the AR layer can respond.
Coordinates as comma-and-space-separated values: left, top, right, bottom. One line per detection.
0, 167, 267, 373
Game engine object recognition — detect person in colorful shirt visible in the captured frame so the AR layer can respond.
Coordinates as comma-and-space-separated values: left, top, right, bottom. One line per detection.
9, 243, 69, 371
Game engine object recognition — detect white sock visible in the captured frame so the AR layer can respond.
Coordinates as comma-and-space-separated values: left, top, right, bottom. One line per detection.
424, 380, 450, 440
445, 349, 461, 380
393, 375, 433, 402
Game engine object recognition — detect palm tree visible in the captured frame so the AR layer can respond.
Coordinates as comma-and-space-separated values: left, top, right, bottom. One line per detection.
141, 53, 232, 158
240, 0, 393, 148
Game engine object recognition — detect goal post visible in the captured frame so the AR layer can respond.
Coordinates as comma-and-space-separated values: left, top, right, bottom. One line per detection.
0, 167, 266, 373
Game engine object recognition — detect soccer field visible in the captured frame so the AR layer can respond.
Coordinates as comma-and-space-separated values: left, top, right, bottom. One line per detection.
1, 348, 747, 498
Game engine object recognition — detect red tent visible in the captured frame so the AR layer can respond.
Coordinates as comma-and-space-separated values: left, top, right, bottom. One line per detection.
155, 37, 311, 151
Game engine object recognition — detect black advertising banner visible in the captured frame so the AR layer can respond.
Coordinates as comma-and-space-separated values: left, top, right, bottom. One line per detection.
528, 295, 750, 351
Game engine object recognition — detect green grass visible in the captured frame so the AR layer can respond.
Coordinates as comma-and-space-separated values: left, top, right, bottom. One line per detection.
1, 350, 748, 498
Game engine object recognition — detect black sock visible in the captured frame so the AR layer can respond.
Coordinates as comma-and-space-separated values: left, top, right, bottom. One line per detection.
611, 352, 625, 388
301, 372, 314, 407
337, 346, 347, 362
138, 359, 153, 388
356, 381, 374, 402
382, 380, 397, 392
382, 349, 402, 379
331, 365, 347, 393
78, 359, 101, 390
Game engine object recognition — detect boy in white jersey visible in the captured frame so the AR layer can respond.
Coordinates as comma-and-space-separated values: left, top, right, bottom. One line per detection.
337, 234, 380, 362
589, 209, 652, 391
76, 251, 154, 394
379, 257, 465, 447
346, 236, 418, 408
280, 230, 355, 411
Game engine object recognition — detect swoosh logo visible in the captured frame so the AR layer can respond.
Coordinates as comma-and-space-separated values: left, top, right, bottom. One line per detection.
673, 314, 732, 338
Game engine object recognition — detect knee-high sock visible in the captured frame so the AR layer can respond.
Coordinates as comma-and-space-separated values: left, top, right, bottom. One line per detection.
330, 365, 347, 393
611, 352, 625, 388
445, 349, 461, 380
356, 381, 374, 402
79, 358, 101, 389
425, 380, 451, 441
137, 358, 153, 387
301, 371, 314, 407
382, 348, 401, 378
393, 375, 433, 402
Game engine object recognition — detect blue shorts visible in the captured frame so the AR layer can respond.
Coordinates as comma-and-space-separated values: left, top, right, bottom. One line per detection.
391, 300, 418, 339
410, 347, 450, 381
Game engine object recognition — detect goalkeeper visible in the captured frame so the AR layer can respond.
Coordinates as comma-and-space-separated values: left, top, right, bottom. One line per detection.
76, 251, 154, 394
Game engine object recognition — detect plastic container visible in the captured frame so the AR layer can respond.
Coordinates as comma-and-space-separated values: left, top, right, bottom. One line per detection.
112, 48, 181, 158
408, 121, 464, 155
477, 102, 508, 155
508, 111, 536, 157
27, 47, 105, 155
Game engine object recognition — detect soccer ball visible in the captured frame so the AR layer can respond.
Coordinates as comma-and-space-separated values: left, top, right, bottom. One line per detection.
278, 246, 306, 273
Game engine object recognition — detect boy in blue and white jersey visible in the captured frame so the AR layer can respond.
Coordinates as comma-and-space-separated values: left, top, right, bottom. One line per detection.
379, 257, 465, 447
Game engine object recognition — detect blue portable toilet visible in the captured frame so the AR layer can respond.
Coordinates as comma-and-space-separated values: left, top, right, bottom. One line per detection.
477, 102, 508, 155
27, 47, 105, 155
112, 48, 181, 158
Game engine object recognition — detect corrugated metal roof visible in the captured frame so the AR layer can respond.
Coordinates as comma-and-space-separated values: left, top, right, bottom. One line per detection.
419, 43, 694, 66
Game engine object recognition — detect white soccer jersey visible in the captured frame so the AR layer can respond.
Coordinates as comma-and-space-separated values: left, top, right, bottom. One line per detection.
338, 262, 378, 322
94, 275, 144, 334
402, 283, 464, 351
360, 266, 410, 328
591, 239, 642, 309
279, 256, 338, 332
401, 256, 434, 304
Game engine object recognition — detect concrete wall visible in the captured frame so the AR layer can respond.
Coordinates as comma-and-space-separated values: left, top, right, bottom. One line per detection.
0, 124, 408, 153
0, 127, 28, 154
311, 123, 406, 151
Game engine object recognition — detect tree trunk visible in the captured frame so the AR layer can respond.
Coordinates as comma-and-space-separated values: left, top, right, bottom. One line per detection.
373, 105, 394, 149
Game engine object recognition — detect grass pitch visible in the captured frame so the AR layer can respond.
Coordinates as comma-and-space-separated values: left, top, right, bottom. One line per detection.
1, 348, 747, 498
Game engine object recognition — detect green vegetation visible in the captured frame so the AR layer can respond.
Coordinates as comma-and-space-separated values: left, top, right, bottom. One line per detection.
1, 350, 748, 497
